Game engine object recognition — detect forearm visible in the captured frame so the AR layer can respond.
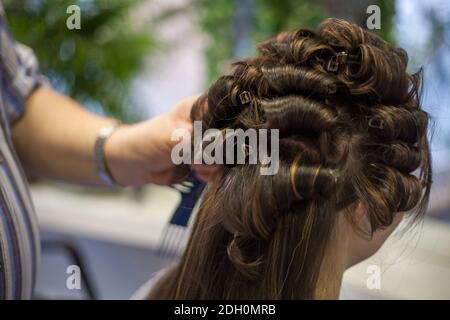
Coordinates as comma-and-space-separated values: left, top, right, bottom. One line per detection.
12, 87, 117, 185
12, 88, 202, 187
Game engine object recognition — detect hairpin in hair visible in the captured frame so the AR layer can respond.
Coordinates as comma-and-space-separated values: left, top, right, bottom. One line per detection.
367, 116, 384, 129
239, 91, 253, 105
326, 51, 348, 72
328, 168, 339, 185
368, 163, 378, 169
327, 83, 337, 94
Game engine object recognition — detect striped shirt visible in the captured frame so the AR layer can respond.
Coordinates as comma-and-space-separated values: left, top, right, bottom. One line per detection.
0, 2, 46, 299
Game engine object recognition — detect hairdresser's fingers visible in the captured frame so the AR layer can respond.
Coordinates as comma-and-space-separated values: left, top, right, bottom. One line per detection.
194, 170, 214, 183
195, 171, 210, 183
192, 164, 219, 175
192, 164, 219, 182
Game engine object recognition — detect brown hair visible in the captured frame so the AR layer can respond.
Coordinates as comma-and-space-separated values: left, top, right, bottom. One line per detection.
149, 18, 432, 299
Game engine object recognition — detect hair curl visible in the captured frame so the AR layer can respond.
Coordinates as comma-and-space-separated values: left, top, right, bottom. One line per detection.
150, 18, 432, 299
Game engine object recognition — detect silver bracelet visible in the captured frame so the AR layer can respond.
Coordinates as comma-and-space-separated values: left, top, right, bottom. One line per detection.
94, 122, 121, 187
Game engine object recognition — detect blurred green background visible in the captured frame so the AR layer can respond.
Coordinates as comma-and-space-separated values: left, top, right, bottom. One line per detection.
4, 0, 156, 122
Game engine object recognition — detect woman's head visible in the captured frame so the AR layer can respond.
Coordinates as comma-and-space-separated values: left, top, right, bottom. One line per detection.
150, 18, 432, 299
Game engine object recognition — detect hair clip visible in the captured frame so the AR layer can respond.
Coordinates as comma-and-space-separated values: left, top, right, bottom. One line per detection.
326, 51, 348, 72
367, 116, 384, 129
239, 91, 253, 105
327, 83, 337, 94
328, 168, 339, 185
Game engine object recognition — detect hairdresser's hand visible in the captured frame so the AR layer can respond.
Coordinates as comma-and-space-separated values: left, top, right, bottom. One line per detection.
104, 96, 216, 186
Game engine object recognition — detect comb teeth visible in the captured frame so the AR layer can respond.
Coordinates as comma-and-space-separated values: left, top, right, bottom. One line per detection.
172, 181, 194, 193
157, 225, 188, 258
157, 173, 205, 258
